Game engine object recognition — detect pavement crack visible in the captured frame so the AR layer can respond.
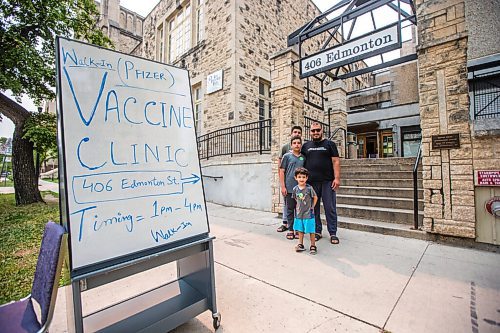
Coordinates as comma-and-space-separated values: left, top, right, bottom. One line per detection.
215, 261, 383, 331
382, 242, 430, 330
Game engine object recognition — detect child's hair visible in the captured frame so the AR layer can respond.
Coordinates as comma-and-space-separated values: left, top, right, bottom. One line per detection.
290, 135, 302, 144
290, 125, 302, 134
294, 167, 309, 177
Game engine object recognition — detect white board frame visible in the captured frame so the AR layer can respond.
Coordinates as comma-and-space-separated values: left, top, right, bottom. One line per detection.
55, 37, 210, 276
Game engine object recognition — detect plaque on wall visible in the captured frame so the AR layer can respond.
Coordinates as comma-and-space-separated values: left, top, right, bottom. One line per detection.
431, 133, 460, 149
476, 170, 500, 186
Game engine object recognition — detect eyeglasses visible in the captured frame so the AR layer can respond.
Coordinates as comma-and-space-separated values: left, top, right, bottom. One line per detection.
310, 129, 322, 133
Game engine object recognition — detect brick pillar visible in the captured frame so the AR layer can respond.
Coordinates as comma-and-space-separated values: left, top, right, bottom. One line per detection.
416, 0, 474, 238
270, 47, 304, 214
324, 81, 347, 158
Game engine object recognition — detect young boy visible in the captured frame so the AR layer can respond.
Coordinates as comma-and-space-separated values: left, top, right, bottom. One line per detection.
292, 167, 318, 254
279, 136, 305, 240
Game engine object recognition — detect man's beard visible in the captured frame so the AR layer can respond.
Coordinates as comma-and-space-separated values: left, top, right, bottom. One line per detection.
312, 135, 322, 142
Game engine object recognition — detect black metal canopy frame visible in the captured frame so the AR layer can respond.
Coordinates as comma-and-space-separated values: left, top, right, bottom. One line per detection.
287, 0, 417, 110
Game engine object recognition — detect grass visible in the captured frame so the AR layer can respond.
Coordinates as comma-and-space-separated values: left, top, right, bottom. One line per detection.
0, 179, 14, 187
0, 193, 69, 304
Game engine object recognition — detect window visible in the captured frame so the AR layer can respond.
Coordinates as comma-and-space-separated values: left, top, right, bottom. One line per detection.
159, 1, 205, 63
258, 79, 271, 120
195, 0, 204, 43
193, 85, 202, 134
167, 4, 191, 62
258, 79, 271, 148
469, 69, 500, 120
401, 127, 421, 157
156, 24, 164, 62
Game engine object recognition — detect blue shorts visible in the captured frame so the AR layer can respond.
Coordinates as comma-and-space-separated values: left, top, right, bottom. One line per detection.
293, 217, 315, 234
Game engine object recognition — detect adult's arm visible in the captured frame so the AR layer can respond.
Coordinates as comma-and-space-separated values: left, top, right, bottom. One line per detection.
331, 156, 341, 191
279, 167, 287, 196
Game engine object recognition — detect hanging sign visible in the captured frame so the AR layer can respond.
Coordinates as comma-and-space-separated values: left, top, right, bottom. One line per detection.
300, 23, 401, 78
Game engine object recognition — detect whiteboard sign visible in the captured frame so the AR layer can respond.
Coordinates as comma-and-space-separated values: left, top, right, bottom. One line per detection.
56, 38, 209, 272
206, 70, 223, 94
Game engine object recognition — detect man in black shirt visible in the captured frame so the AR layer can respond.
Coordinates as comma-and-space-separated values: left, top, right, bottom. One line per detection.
301, 122, 341, 244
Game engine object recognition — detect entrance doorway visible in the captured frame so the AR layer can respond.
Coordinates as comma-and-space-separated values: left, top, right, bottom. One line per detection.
357, 133, 378, 158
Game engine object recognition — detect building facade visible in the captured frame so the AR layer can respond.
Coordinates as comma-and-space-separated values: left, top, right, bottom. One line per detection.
97, 0, 500, 244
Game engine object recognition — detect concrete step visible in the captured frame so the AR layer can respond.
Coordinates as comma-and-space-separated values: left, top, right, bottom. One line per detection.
335, 216, 426, 240
321, 203, 423, 225
340, 186, 423, 199
342, 170, 417, 179
342, 157, 417, 166
337, 194, 424, 210
341, 163, 422, 172
343, 178, 422, 188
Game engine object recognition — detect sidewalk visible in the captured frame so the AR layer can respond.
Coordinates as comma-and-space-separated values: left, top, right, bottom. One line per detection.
46, 202, 500, 332
0, 179, 59, 194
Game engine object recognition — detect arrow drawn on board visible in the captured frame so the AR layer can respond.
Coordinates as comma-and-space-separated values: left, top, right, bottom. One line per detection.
181, 174, 201, 185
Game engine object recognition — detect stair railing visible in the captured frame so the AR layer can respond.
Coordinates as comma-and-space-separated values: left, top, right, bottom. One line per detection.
329, 127, 347, 158
412, 140, 423, 230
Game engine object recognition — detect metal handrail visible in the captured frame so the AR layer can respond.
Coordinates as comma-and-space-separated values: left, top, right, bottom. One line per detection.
197, 119, 271, 160
412, 140, 423, 230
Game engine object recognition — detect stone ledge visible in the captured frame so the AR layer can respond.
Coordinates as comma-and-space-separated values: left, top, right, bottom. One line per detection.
471, 118, 500, 137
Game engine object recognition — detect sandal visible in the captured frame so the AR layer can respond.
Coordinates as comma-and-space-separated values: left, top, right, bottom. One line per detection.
330, 235, 339, 244
286, 232, 295, 240
310, 245, 317, 255
276, 225, 288, 232
295, 244, 306, 252
314, 233, 322, 242
294, 232, 299, 239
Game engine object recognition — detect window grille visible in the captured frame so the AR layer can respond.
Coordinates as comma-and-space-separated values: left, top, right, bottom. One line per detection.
470, 70, 500, 120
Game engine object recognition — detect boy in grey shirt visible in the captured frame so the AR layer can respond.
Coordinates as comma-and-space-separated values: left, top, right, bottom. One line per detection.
279, 136, 305, 240
292, 167, 318, 254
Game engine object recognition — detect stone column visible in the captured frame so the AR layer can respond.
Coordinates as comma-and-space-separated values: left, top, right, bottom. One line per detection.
269, 47, 304, 214
416, 0, 474, 238
324, 81, 347, 158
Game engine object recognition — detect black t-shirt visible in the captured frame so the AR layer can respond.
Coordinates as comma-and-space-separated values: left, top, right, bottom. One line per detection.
301, 139, 339, 182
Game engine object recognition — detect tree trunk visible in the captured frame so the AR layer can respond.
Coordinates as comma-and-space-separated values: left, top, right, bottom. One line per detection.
0, 92, 44, 205
12, 122, 43, 204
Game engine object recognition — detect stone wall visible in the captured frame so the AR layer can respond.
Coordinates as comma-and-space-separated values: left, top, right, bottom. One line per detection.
235, 0, 321, 124
416, 0, 475, 237
464, 0, 500, 60
389, 62, 419, 106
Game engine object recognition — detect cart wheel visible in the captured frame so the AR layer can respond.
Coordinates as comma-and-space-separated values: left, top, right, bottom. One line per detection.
212, 313, 221, 330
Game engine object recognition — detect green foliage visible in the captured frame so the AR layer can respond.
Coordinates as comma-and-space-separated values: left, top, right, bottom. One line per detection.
23, 111, 57, 162
0, 0, 113, 104
0, 193, 69, 304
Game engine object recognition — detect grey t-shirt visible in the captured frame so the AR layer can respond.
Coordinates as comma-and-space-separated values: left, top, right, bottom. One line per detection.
279, 143, 291, 159
292, 184, 317, 219
280, 152, 305, 192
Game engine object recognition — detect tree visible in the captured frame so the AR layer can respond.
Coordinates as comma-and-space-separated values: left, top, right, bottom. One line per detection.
23, 112, 57, 178
0, 0, 112, 204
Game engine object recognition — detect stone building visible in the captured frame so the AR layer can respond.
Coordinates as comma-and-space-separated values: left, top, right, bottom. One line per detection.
99, 0, 326, 135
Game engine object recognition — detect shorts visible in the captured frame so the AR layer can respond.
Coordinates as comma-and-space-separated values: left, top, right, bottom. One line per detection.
293, 217, 315, 234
